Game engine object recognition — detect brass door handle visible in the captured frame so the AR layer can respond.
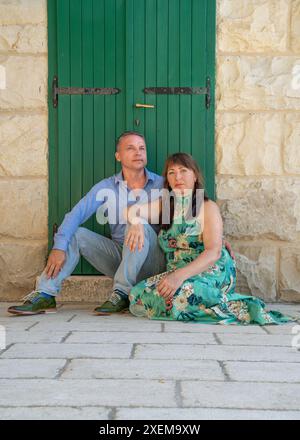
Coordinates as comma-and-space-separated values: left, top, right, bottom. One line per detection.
135, 103, 155, 108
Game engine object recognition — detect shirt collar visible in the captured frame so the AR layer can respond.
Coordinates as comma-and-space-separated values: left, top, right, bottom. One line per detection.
114, 168, 154, 185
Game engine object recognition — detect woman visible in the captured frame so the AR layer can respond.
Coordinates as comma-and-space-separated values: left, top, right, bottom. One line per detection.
125, 153, 293, 325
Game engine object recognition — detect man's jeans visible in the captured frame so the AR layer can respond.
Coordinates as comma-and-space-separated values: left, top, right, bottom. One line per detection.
37, 224, 166, 297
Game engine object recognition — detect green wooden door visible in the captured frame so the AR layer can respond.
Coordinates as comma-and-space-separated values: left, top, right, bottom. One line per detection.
48, 0, 216, 274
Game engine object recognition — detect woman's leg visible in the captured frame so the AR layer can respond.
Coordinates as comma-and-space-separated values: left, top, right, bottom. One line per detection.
129, 271, 171, 319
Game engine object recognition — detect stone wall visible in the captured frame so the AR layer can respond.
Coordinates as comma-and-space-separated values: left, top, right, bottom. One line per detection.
216, 0, 300, 301
0, 0, 299, 302
0, 0, 48, 300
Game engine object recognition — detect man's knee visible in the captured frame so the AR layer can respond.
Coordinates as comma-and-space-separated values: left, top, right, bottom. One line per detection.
74, 227, 90, 250
143, 223, 156, 236
131, 223, 157, 240
143, 225, 160, 251
123, 223, 157, 252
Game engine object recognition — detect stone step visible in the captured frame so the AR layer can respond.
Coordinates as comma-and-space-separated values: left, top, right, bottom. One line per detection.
36, 276, 113, 303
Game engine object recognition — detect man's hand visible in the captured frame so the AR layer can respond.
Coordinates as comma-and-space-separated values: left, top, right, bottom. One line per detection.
125, 223, 145, 252
224, 239, 235, 260
45, 249, 66, 279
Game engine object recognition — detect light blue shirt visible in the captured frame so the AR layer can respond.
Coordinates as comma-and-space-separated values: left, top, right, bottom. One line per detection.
53, 169, 164, 251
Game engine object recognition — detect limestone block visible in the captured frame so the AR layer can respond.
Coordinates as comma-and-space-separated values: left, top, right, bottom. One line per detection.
217, 56, 300, 110
216, 112, 283, 175
0, 55, 47, 109
0, 240, 48, 301
283, 114, 300, 174
38, 275, 113, 303
218, 0, 288, 52
291, 0, 300, 53
279, 247, 300, 302
216, 177, 300, 241
232, 244, 277, 301
0, 24, 47, 53
0, 179, 48, 239
0, 113, 47, 177
0, 0, 46, 25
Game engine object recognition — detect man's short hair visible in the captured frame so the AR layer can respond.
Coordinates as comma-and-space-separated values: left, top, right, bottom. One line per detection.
116, 131, 146, 151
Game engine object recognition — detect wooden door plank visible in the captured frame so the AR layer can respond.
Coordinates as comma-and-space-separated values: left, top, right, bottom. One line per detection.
168, 0, 180, 156
156, 0, 168, 174
115, 0, 126, 174
57, 0, 71, 224
191, 0, 207, 189
125, 0, 134, 130
93, 0, 105, 238
82, 0, 95, 273
179, 0, 192, 155
145, 0, 157, 172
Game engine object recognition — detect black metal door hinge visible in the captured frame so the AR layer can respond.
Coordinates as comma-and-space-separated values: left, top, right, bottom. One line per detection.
52, 223, 58, 238
52, 76, 121, 108
144, 77, 211, 109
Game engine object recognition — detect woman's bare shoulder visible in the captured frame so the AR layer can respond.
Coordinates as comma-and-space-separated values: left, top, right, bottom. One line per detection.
202, 199, 222, 220
204, 199, 219, 210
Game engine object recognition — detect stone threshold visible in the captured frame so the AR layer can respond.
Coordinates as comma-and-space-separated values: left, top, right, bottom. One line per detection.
35, 275, 113, 303
0, 275, 299, 303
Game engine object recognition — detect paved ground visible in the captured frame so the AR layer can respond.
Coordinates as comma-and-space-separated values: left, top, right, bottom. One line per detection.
0, 301, 300, 420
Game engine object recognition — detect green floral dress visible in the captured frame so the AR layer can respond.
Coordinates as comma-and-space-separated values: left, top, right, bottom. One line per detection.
129, 196, 293, 325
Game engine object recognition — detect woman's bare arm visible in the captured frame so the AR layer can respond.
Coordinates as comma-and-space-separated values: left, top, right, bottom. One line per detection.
123, 197, 161, 225
176, 200, 223, 280
157, 200, 224, 298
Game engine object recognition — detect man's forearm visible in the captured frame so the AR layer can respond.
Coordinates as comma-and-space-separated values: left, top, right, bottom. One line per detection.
53, 183, 104, 251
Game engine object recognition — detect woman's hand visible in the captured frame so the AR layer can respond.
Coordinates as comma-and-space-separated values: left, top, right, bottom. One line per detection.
124, 223, 145, 252
223, 239, 235, 260
157, 270, 185, 309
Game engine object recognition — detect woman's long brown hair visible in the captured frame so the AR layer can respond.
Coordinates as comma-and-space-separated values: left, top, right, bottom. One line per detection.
160, 153, 210, 229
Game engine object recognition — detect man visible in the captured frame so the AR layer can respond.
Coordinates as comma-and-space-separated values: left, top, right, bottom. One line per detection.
8, 131, 166, 316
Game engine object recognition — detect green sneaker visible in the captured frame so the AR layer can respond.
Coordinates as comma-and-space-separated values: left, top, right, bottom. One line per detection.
7, 291, 57, 316
94, 291, 129, 315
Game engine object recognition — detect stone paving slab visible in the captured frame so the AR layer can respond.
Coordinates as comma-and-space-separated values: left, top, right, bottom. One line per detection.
56, 302, 102, 309
181, 381, 300, 410
66, 331, 217, 345
2, 301, 297, 314
30, 321, 163, 333
0, 406, 299, 420
0, 315, 43, 323
116, 407, 300, 420
216, 333, 293, 347
0, 359, 66, 379
262, 324, 300, 335
0, 407, 110, 420
0, 307, 78, 323
1, 343, 133, 359
69, 312, 132, 322
0, 320, 39, 331
0, 303, 97, 312
163, 322, 267, 334
224, 361, 300, 383
0, 379, 176, 407
1, 302, 300, 420
61, 359, 224, 381
5, 331, 69, 344
265, 304, 300, 315
134, 344, 300, 362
